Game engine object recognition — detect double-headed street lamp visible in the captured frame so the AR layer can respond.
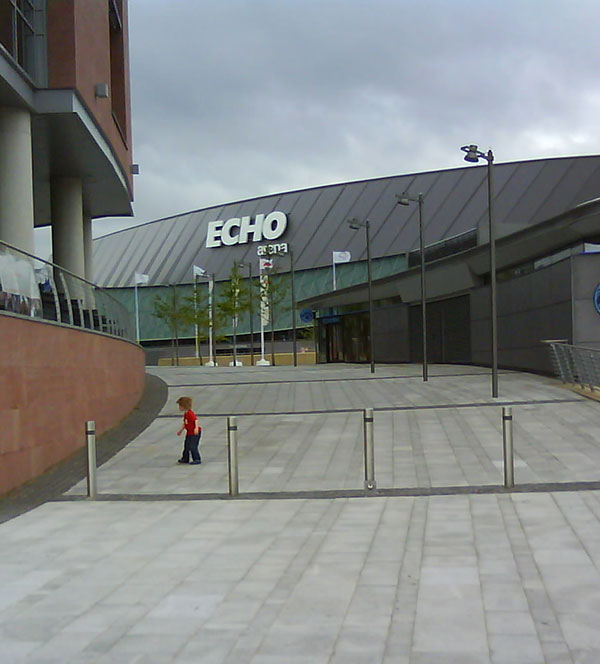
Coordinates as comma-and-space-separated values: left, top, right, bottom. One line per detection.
461, 144, 498, 398
397, 191, 427, 382
348, 218, 375, 374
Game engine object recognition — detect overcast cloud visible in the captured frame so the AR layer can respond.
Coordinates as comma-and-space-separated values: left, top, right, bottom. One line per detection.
35, 0, 600, 254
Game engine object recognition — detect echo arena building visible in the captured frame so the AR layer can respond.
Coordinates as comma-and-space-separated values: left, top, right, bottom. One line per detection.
93, 154, 600, 374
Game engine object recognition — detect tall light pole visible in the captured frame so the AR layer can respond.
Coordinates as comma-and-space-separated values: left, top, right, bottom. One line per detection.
461, 144, 498, 398
348, 218, 375, 374
397, 192, 427, 382
290, 247, 297, 367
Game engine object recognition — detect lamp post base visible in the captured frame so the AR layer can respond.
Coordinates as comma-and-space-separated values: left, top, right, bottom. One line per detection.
256, 359, 271, 366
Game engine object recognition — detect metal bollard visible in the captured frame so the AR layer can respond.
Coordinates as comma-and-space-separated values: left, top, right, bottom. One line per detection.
363, 408, 376, 492
502, 407, 514, 488
86, 420, 97, 499
227, 416, 239, 496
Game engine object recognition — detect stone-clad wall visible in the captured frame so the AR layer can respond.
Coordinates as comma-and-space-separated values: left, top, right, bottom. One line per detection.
0, 314, 145, 496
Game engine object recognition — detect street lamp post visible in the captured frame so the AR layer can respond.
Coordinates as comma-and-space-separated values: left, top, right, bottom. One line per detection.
290, 248, 297, 367
397, 192, 427, 382
461, 144, 498, 398
348, 218, 375, 374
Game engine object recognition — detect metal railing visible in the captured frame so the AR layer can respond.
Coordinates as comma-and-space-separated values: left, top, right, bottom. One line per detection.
222, 406, 515, 497
547, 341, 600, 391
0, 240, 134, 341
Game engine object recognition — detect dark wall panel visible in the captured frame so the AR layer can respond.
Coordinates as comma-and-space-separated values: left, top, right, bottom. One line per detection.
373, 304, 410, 363
410, 295, 470, 364
471, 259, 573, 373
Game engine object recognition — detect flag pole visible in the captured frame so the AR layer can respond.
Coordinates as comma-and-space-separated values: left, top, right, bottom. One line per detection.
207, 276, 215, 366
332, 256, 336, 290
194, 275, 199, 359
134, 282, 140, 343
257, 262, 270, 365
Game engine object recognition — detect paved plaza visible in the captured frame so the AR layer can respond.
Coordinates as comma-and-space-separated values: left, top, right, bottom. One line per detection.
2, 364, 600, 663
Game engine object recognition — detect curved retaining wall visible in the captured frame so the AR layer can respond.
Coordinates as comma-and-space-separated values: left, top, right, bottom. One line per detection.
0, 313, 145, 496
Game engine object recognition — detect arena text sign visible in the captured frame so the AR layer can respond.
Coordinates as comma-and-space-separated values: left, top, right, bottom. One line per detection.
257, 243, 288, 256
205, 211, 287, 248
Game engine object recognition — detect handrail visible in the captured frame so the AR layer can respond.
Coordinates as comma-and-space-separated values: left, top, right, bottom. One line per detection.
546, 341, 600, 391
0, 239, 135, 341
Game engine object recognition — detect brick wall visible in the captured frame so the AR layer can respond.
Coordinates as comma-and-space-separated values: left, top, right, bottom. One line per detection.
0, 314, 144, 495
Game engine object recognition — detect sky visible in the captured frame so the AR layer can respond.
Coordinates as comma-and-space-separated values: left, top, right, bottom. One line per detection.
34, 0, 600, 256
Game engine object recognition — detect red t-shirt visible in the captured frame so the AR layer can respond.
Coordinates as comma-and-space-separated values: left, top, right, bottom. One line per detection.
183, 409, 200, 435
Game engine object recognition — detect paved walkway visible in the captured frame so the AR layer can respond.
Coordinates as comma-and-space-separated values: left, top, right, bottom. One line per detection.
2, 364, 600, 663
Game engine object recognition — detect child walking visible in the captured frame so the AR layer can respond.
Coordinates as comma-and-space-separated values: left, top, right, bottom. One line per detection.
176, 396, 202, 465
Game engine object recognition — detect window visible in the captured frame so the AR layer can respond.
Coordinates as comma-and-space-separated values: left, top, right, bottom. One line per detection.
0, 0, 37, 79
109, 0, 127, 143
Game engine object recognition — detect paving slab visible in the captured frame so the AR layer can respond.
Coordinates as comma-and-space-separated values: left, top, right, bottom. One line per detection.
1, 364, 600, 663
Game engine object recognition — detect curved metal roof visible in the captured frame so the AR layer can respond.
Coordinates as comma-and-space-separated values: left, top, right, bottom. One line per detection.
93, 155, 600, 287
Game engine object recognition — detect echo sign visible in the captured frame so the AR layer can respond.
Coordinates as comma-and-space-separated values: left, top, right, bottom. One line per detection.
206, 211, 287, 248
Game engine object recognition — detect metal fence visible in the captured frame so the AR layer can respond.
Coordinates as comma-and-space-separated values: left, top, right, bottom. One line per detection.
548, 341, 600, 391
0, 240, 135, 341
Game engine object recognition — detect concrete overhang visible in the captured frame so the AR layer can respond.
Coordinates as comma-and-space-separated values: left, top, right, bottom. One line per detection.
1, 55, 132, 225
0, 53, 35, 108
299, 199, 600, 311
32, 89, 133, 225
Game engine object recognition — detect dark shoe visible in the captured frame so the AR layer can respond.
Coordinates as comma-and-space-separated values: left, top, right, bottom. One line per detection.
190, 460, 202, 465
177, 459, 188, 464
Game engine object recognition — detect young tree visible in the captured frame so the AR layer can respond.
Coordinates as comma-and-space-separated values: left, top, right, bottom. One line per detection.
152, 286, 192, 365
182, 283, 226, 364
217, 263, 251, 365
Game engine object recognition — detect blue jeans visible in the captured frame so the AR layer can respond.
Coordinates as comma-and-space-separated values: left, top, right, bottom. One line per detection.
181, 433, 201, 463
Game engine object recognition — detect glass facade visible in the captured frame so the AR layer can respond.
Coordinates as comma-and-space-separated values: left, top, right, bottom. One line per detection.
0, 0, 38, 80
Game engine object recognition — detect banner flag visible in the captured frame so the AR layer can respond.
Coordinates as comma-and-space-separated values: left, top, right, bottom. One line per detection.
259, 274, 270, 324
332, 250, 351, 264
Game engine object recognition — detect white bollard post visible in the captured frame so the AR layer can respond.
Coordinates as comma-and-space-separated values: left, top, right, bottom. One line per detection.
227, 416, 239, 496
86, 420, 97, 499
363, 408, 376, 492
502, 407, 514, 488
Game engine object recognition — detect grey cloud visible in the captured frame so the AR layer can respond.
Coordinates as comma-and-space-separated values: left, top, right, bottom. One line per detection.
102, 0, 600, 236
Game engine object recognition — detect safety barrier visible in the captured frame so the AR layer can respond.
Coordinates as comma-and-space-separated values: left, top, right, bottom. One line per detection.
0, 240, 134, 341
85, 409, 517, 499
547, 341, 600, 391
223, 406, 515, 497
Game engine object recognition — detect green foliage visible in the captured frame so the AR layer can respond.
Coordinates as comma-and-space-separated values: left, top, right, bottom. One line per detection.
298, 324, 315, 340
216, 263, 251, 321
152, 286, 193, 364
259, 266, 292, 364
